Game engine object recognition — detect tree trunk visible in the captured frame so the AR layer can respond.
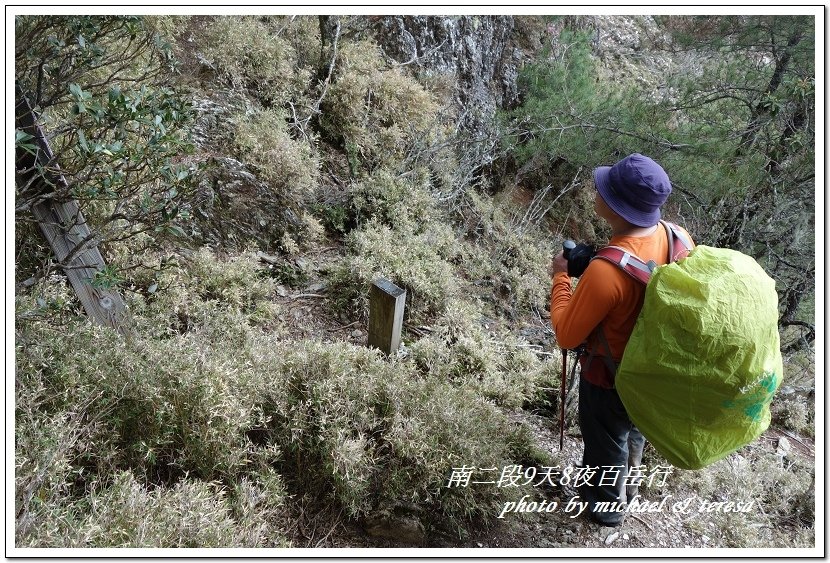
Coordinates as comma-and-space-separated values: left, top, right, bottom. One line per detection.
15, 84, 131, 337
318, 15, 340, 82
734, 28, 804, 157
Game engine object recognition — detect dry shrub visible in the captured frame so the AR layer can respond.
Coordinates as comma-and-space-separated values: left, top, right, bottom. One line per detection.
14, 320, 287, 547
18, 470, 287, 548
15, 251, 284, 488
322, 39, 441, 171
771, 394, 814, 437
17, 320, 257, 482
407, 300, 557, 409
234, 108, 319, 201
194, 106, 320, 249
196, 16, 313, 106
239, 338, 543, 525
349, 168, 442, 228
279, 211, 326, 256
330, 219, 460, 324
669, 449, 814, 547
327, 169, 464, 323
15, 250, 549, 544
459, 190, 552, 313
129, 248, 282, 342
151, 15, 325, 249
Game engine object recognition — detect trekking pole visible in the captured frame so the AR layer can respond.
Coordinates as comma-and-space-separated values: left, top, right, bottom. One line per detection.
559, 347, 567, 450
558, 240, 577, 450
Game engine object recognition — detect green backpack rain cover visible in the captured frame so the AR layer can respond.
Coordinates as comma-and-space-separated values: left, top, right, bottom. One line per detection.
615, 245, 784, 470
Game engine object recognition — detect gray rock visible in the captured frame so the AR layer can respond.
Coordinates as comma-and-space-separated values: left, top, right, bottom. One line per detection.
363, 507, 426, 545
777, 436, 792, 456
599, 526, 618, 542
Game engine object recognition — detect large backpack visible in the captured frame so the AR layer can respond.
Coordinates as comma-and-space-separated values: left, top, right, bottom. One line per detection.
592, 222, 783, 470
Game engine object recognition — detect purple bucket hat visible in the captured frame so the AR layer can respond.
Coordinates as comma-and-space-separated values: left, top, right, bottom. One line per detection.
593, 153, 672, 227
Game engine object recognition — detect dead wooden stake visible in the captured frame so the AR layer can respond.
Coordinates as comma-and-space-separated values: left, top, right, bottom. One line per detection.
367, 278, 406, 355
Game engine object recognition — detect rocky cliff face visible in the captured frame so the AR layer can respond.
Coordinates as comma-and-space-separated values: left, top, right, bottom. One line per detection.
373, 16, 527, 137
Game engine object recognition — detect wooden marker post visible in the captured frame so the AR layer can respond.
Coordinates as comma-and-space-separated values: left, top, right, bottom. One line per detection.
368, 278, 406, 355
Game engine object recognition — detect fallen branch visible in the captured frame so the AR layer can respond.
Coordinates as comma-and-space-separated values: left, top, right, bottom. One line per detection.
628, 513, 654, 530
314, 509, 344, 548
327, 321, 362, 332
256, 251, 281, 265
404, 323, 433, 337
779, 428, 815, 456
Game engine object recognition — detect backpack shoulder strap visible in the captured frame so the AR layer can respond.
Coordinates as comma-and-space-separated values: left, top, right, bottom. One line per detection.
662, 220, 693, 262
591, 221, 693, 285
592, 246, 652, 285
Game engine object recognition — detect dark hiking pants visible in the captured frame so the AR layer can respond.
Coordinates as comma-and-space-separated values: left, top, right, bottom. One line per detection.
578, 375, 645, 526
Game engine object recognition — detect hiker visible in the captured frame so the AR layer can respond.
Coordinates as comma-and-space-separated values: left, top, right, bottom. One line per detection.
549, 153, 694, 527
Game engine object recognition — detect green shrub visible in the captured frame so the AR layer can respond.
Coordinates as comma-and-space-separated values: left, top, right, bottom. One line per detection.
16, 16, 196, 285
504, 27, 602, 167
310, 201, 351, 235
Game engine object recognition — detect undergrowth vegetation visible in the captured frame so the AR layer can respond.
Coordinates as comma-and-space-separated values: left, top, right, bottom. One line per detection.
669, 449, 815, 548
15, 265, 552, 546
14, 14, 815, 550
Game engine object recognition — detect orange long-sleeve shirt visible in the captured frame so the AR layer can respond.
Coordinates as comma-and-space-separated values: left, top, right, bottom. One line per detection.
551, 224, 694, 387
